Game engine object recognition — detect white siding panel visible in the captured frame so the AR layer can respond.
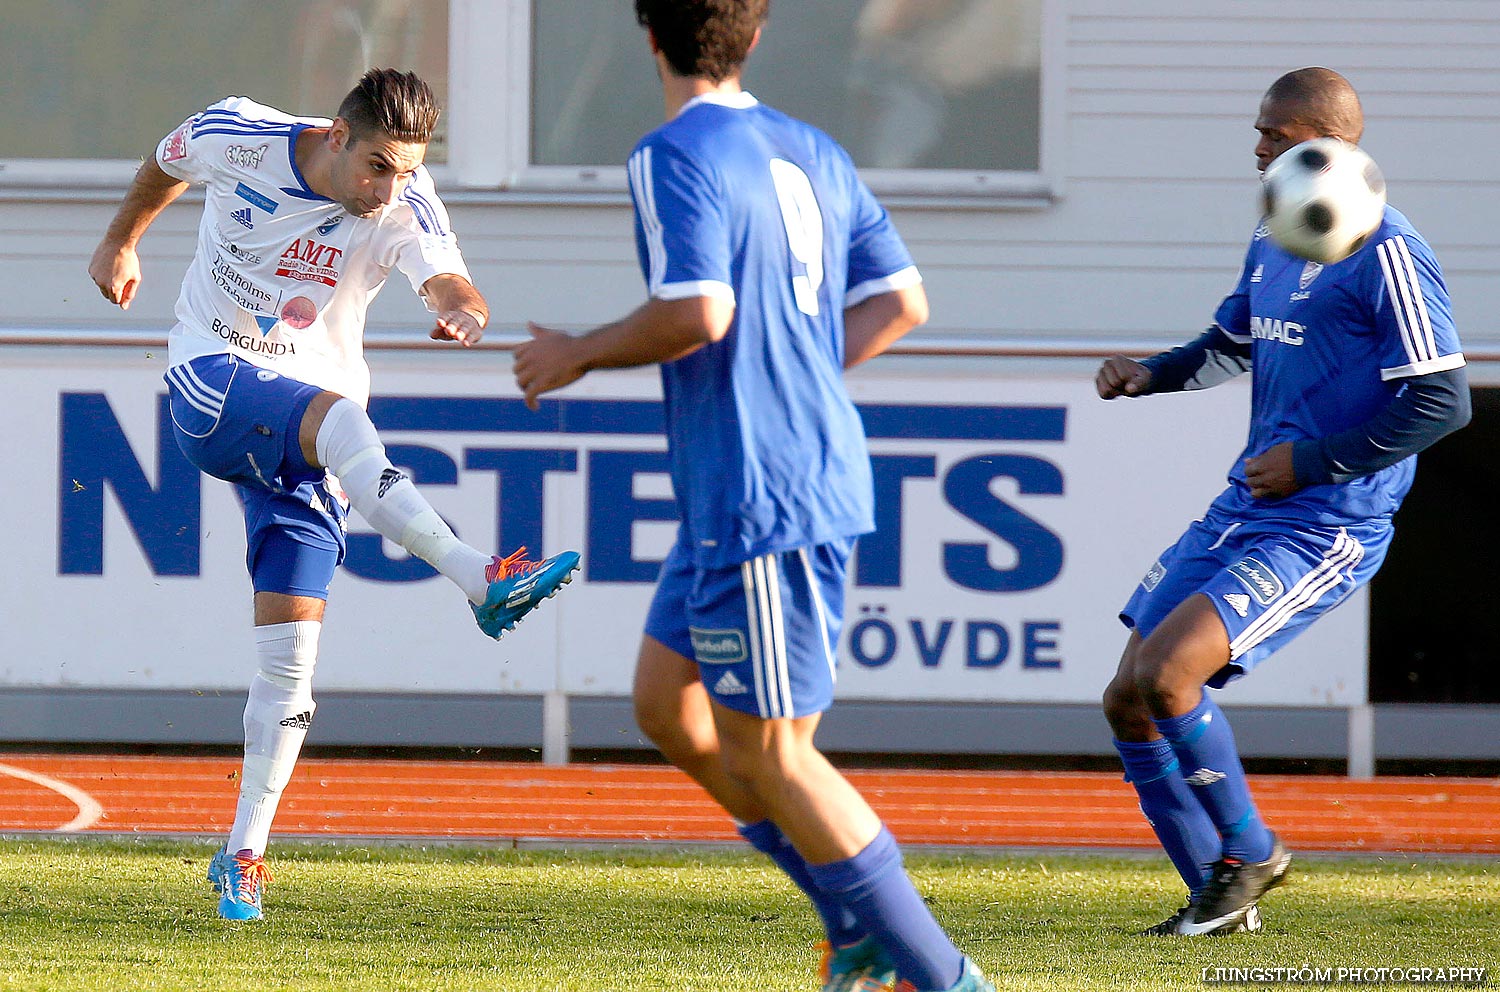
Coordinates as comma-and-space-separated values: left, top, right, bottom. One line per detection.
3, 1, 1497, 353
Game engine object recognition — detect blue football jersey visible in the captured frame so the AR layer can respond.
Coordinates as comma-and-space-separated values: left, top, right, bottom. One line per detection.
627, 92, 921, 567
1211, 205, 1465, 524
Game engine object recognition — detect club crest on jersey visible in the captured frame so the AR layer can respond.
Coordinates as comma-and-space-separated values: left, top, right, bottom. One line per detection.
1299, 261, 1324, 290
1229, 557, 1283, 606
225, 144, 268, 170
317, 213, 344, 236
1141, 560, 1167, 592
690, 627, 748, 664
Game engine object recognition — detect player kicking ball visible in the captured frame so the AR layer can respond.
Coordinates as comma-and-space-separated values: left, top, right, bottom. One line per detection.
88, 69, 579, 920
1097, 67, 1468, 936
512, 2, 990, 989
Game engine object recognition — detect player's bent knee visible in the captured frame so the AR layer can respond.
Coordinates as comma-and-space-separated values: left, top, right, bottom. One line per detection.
1102, 675, 1146, 727
634, 704, 692, 757
1132, 664, 1200, 717
313, 396, 384, 474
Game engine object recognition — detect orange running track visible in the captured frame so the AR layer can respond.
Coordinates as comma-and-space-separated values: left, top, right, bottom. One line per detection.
0, 754, 1495, 855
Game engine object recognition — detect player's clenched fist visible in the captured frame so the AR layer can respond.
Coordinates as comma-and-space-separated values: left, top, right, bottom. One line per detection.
88, 240, 142, 310
1096, 355, 1153, 399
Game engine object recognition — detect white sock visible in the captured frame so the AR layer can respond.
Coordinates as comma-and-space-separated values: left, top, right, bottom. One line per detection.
227, 621, 320, 856
314, 397, 492, 603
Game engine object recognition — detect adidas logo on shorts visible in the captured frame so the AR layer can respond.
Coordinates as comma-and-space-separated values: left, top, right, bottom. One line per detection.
712, 671, 748, 696
1223, 593, 1251, 617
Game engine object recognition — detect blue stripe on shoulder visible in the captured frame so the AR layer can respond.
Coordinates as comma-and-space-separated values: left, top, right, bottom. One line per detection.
400, 189, 444, 235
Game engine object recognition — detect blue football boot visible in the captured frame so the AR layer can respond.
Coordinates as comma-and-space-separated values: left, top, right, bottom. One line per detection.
820, 934, 897, 992
208, 846, 271, 921
471, 547, 580, 638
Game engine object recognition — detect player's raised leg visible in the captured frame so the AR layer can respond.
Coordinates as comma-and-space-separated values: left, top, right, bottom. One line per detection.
300, 391, 579, 637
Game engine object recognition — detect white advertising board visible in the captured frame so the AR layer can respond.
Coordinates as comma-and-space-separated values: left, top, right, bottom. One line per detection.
1, 345, 1367, 706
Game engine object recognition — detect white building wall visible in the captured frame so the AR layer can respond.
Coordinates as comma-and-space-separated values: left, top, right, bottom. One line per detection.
3, 1, 1496, 351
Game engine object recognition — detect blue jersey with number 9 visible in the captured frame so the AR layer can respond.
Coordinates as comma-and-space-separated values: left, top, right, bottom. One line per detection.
627, 91, 920, 568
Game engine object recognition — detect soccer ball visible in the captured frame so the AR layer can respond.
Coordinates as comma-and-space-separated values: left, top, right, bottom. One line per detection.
1261, 138, 1387, 264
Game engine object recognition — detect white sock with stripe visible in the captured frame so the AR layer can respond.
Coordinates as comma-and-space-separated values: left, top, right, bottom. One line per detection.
314, 397, 491, 603
227, 621, 319, 857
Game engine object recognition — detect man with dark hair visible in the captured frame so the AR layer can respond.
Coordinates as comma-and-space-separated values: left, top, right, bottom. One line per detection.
336, 67, 442, 144
514, 4, 990, 991
87, 67, 579, 921
1097, 67, 1468, 936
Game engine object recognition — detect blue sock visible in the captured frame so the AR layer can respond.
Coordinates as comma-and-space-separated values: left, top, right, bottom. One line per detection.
738, 819, 865, 946
1114, 738, 1219, 898
1154, 693, 1275, 863
806, 827, 963, 992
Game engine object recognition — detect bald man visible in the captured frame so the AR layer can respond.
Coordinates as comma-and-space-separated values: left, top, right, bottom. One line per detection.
1095, 67, 1469, 936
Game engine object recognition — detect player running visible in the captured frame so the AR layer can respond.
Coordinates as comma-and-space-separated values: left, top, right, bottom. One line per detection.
1097, 67, 1469, 936
512, 3, 990, 990
87, 69, 579, 921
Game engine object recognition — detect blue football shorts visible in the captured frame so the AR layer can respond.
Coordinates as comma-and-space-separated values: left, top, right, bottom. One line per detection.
165, 354, 348, 599
645, 537, 855, 720
1121, 507, 1391, 686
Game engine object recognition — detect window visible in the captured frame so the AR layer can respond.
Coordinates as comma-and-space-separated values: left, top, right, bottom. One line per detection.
0, 0, 448, 163
1, 0, 1052, 201
533, 0, 1043, 173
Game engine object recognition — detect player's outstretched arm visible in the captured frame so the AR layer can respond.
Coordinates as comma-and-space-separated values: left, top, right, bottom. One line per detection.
844, 284, 928, 369
1101, 325, 1252, 400
87, 157, 189, 310
1096, 356, 1154, 399
514, 295, 733, 411
421, 273, 489, 347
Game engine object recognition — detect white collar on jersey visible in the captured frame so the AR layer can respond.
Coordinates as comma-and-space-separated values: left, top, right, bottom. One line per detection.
676, 90, 759, 117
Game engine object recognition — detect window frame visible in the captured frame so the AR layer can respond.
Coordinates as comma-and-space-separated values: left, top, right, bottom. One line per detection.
1, 0, 1065, 207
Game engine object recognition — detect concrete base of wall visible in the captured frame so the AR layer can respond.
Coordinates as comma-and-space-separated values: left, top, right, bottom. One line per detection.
1, 689, 1496, 762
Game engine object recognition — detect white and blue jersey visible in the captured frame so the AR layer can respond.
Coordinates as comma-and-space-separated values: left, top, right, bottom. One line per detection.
153, 96, 470, 599
1210, 207, 1464, 526
156, 96, 470, 406
627, 91, 921, 569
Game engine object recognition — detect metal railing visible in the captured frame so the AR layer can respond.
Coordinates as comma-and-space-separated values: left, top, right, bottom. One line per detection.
7, 327, 1500, 365
1, 326, 1165, 357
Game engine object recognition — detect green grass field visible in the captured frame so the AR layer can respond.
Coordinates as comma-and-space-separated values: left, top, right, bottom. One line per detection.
0, 837, 1493, 991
